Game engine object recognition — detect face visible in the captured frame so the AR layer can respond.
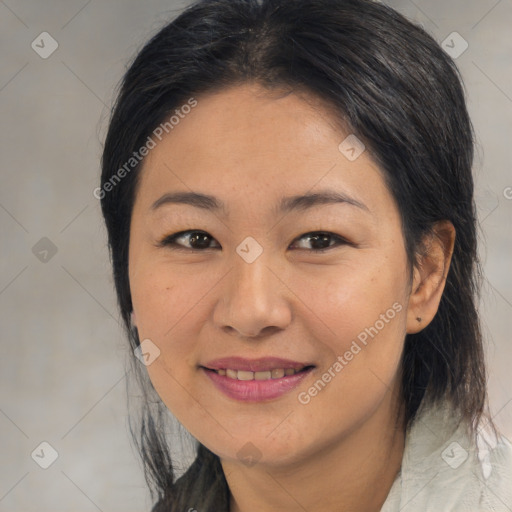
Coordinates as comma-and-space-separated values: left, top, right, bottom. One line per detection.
128, 83, 412, 468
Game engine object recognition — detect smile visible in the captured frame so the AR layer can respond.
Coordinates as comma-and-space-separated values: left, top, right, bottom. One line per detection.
208, 367, 312, 380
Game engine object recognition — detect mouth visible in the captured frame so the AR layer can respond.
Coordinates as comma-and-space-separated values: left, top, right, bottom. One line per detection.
202, 365, 315, 381
200, 357, 316, 402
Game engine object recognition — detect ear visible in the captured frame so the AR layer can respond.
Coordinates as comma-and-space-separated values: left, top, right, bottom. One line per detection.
406, 220, 455, 334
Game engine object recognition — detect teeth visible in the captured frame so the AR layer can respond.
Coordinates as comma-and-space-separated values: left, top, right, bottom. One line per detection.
226, 369, 238, 379
271, 368, 285, 378
237, 370, 254, 381
214, 367, 305, 380
255, 371, 271, 380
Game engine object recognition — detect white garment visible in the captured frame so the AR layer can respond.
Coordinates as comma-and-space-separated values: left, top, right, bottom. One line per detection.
379, 400, 512, 511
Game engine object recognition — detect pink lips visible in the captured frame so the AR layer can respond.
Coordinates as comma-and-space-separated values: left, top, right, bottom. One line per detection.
201, 356, 315, 402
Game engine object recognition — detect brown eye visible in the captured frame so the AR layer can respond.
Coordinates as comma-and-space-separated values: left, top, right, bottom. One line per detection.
158, 230, 221, 250
289, 232, 350, 252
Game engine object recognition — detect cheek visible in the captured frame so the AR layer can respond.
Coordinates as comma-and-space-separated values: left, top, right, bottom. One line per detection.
292, 265, 406, 430
130, 265, 209, 421
292, 257, 408, 414
129, 263, 206, 376
299, 260, 406, 349
131, 263, 196, 334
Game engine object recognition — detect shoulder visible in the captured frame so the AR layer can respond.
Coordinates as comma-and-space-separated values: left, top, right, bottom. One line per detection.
475, 421, 512, 511
380, 400, 512, 512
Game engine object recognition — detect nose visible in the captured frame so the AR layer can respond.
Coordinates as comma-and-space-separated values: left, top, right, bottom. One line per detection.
213, 251, 292, 339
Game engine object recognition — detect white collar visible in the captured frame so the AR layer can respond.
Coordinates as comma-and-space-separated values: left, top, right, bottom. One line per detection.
380, 400, 512, 511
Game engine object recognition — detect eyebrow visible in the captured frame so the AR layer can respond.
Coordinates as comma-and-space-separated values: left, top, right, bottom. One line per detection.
150, 189, 370, 216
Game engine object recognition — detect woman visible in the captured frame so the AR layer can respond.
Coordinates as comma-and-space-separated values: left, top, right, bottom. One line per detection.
99, 0, 512, 510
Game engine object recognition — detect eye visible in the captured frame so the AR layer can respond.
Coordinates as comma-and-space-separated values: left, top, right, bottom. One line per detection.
289, 231, 351, 252
157, 230, 220, 251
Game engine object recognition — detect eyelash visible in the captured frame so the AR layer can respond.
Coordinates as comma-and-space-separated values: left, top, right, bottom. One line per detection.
157, 230, 352, 253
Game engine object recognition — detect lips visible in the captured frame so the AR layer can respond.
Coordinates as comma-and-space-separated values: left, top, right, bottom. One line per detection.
200, 356, 315, 402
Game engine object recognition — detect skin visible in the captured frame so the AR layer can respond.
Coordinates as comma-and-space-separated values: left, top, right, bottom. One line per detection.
128, 83, 455, 512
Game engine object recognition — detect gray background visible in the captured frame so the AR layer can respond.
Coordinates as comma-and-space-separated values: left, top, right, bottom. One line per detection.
0, 0, 511, 510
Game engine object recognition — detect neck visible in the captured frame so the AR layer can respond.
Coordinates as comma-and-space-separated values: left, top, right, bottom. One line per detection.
222, 389, 405, 512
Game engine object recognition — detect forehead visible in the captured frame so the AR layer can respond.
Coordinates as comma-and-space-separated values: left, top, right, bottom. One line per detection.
134, 83, 394, 220
149, 83, 345, 164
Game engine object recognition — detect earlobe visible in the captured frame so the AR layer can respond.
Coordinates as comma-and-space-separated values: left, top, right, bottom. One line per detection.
406, 221, 455, 334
